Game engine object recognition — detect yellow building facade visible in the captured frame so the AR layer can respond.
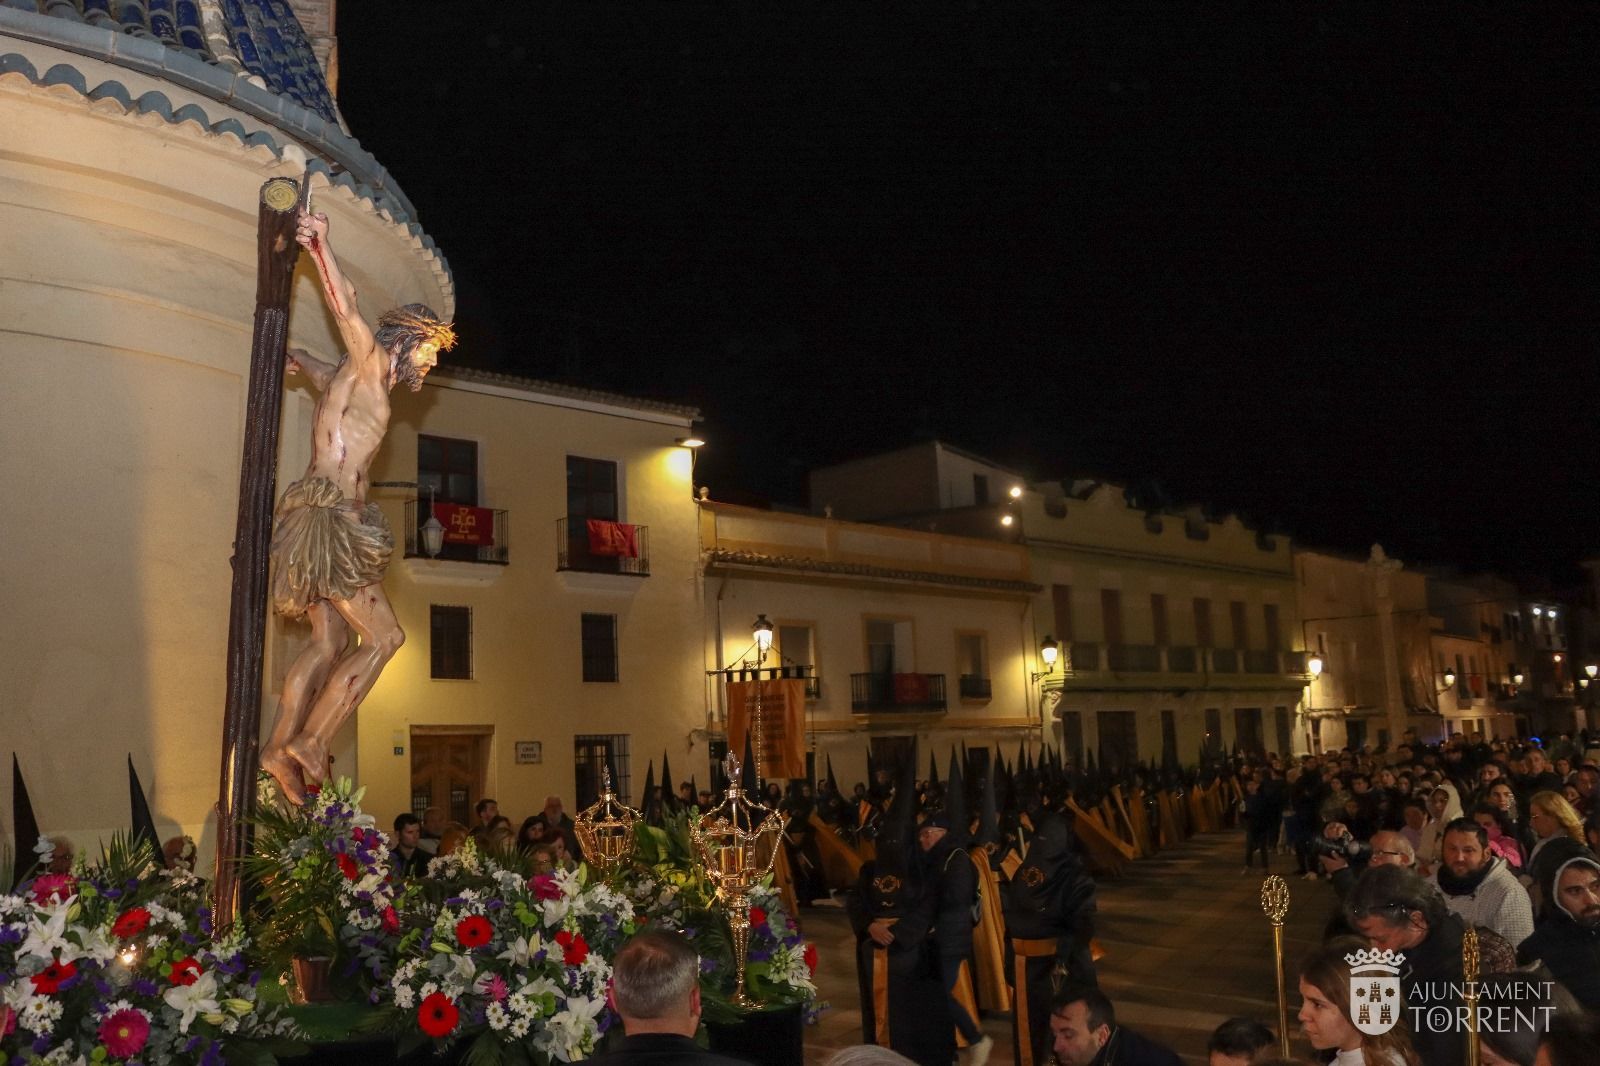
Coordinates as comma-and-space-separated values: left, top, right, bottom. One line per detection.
699, 502, 1042, 792
342, 369, 703, 829
1021, 485, 1310, 768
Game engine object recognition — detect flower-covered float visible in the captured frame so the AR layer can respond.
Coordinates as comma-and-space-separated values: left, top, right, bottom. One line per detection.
2, 778, 818, 1064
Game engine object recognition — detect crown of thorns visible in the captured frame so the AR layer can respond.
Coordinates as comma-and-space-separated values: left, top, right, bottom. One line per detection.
377, 306, 457, 352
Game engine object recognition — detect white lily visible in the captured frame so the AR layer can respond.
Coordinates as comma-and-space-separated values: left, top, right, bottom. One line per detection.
18, 904, 72, 961
496, 934, 534, 968
163, 971, 221, 1033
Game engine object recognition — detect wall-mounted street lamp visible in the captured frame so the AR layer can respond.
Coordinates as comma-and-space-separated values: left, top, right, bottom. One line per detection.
676, 435, 705, 448
752, 613, 774, 654
1030, 635, 1059, 683
1307, 653, 1325, 679
1000, 514, 1015, 527
1009, 485, 1024, 499
1437, 668, 1458, 693
1512, 670, 1526, 688
1586, 664, 1598, 680
372, 480, 444, 558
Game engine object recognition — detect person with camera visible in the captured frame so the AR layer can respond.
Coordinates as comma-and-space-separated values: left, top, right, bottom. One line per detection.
1312, 817, 1374, 898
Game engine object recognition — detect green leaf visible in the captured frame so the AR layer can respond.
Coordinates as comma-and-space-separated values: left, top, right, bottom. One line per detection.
462, 1029, 506, 1066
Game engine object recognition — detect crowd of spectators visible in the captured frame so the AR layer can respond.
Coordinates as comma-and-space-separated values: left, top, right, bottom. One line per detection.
389, 794, 584, 877
1221, 728, 1600, 1065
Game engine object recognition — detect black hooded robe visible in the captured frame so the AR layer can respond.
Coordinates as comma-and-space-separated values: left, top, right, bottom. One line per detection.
847, 849, 955, 1065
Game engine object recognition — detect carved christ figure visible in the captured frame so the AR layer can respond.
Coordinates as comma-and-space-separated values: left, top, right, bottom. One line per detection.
260, 208, 455, 803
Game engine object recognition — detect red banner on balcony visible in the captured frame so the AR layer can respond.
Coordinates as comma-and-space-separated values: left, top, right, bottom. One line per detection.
892, 672, 931, 704
586, 519, 638, 558
433, 503, 494, 546
726, 678, 807, 779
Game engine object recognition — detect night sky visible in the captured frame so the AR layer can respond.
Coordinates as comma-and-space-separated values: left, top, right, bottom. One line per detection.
335, 5, 1598, 585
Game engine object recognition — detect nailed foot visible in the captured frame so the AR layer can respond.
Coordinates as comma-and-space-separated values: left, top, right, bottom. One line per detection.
261, 745, 307, 806
284, 733, 331, 791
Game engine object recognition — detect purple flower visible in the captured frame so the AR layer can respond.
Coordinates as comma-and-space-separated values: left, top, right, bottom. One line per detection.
132, 977, 159, 997
700, 958, 718, 974
104, 887, 124, 900
0, 926, 23, 945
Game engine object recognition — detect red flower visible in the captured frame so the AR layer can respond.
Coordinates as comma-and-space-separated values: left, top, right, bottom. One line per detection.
167, 956, 202, 986
112, 907, 151, 939
30, 957, 77, 994
417, 992, 459, 1038
803, 943, 818, 974
530, 874, 563, 901
455, 915, 493, 949
554, 929, 589, 966
0, 1004, 14, 1036
749, 906, 768, 928
381, 906, 400, 934
335, 853, 360, 881
98, 1007, 151, 1057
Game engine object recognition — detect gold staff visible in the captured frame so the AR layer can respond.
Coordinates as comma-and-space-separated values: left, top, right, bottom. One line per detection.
1463, 926, 1480, 1066
1260, 875, 1291, 1058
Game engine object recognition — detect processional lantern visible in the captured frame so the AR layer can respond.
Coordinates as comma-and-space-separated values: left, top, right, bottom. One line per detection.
573, 765, 640, 876
691, 752, 784, 1008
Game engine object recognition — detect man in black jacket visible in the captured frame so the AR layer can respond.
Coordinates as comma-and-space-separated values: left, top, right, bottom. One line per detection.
1047, 985, 1181, 1066
593, 930, 751, 1065
1516, 853, 1600, 1009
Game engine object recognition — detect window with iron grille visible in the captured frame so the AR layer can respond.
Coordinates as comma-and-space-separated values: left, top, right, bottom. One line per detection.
430, 605, 472, 680
581, 612, 619, 682
574, 733, 630, 809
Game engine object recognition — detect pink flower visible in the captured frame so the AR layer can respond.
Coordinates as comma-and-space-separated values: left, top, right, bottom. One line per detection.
530, 875, 562, 901
478, 973, 509, 1002
29, 873, 75, 905
0, 1005, 15, 1037
98, 1008, 151, 1058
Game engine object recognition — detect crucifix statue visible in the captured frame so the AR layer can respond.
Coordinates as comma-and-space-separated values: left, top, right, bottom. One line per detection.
258, 208, 456, 804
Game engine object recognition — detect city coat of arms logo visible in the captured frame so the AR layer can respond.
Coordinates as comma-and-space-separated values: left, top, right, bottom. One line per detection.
1345, 948, 1404, 1035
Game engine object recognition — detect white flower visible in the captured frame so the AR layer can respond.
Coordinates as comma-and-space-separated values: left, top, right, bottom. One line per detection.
485, 1001, 509, 1031
392, 984, 416, 1010
163, 970, 221, 1033
20, 995, 64, 1035
18, 903, 72, 961
497, 934, 535, 968
537, 995, 605, 1062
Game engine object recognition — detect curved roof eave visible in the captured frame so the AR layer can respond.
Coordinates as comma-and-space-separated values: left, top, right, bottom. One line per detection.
0, 7, 449, 291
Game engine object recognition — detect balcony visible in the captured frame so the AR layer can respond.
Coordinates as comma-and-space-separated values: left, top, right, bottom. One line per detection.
1165, 645, 1199, 672
1107, 644, 1161, 672
405, 500, 509, 564
958, 674, 992, 700
851, 672, 947, 714
1283, 650, 1310, 675
557, 517, 650, 577
1070, 642, 1101, 672
1243, 649, 1280, 674
1210, 648, 1240, 673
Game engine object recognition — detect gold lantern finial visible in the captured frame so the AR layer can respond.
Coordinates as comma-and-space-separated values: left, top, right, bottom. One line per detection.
691, 752, 785, 1008
574, 765, 640, 876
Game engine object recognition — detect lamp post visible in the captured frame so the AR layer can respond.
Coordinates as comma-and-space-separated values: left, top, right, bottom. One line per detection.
371, 480, 444, 558
1030, 635, 1060, 684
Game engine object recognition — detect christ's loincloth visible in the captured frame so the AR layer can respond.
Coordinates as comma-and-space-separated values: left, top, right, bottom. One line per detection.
270, 477, 394, 618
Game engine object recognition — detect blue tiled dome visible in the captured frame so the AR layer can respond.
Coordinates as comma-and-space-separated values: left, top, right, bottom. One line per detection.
13, 0, 336, 122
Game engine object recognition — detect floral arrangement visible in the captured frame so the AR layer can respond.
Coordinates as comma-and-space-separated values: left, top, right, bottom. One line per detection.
245, 776, 406, 993
385, 837, 637, 1063
0, 834, 302, 1065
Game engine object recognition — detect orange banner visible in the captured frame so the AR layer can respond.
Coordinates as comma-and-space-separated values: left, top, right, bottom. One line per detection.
726, 678, 807, 780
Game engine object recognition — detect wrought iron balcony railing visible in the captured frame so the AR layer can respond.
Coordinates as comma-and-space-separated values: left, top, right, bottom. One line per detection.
850, 672, 946, 714
958, 674, 992, 700
557, 517, 650, 576
405, 500, 509, 564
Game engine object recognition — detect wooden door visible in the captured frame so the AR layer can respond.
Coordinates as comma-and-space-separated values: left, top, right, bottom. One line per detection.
410, 730, 490, 826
